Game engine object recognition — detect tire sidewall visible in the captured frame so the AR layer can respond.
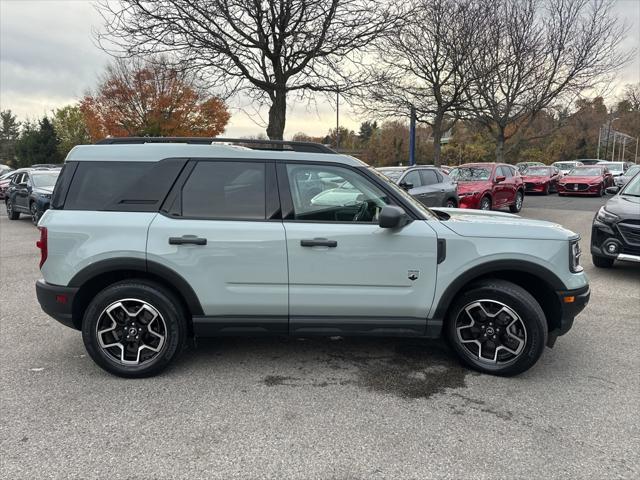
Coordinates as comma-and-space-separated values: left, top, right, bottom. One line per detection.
82, 281, 186, 377
480, 196, 491, 210
446, 282, 547, 376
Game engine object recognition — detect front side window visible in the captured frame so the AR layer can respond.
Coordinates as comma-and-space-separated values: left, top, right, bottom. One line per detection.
402, 170, 422, 188
285, 164, 390, 222
182, 161, 266, 219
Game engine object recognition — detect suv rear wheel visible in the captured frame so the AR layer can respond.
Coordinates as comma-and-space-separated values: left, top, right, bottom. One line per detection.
6, 199, 19, 220
446, 279, 547, 376
82, 280, 187, 378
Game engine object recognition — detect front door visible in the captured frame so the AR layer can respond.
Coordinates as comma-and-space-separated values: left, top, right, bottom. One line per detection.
280, 162, 439, 336
146, 160, 288, 335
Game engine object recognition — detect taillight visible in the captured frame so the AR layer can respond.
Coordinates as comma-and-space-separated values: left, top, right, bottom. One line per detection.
36, 227, 48, 269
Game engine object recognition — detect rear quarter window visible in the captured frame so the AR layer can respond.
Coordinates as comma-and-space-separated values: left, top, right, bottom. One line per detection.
61, 159, 186, 211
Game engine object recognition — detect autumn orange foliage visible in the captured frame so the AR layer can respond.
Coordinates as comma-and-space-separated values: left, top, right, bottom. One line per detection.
80, 58, 230, 141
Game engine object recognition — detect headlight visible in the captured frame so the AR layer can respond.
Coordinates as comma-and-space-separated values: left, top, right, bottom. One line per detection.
596, 206, 618, 224
459, 191, 479, 197
569, 239, 583, 273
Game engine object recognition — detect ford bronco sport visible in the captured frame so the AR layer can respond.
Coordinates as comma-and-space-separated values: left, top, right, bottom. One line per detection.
35, 138, 589, 378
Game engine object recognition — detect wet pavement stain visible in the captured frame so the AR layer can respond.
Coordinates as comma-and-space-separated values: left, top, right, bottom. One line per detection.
354, 342, 473, 399
263, 375, 299, 386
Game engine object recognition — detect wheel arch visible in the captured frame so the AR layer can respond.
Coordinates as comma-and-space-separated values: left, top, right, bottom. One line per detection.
68, 258, 203, 330
433, 260, 565, 334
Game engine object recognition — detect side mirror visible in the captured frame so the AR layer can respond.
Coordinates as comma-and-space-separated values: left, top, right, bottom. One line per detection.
494, 175, 506, 183
605, 186, 619, 195
399, 182, 414, 191
379, 205, 410, 229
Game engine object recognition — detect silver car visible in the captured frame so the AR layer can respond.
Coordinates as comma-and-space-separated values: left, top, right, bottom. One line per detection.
614, 164, 640, 187
377, 166, 459, 208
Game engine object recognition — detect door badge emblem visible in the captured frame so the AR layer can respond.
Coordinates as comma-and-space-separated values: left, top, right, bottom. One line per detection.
408, 270, 419, 281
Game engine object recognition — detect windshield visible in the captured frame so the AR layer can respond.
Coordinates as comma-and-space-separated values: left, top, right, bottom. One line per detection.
377, 168, 404, 182
31, 172, 59, 188
368, 167, 436, 219
622, 171, 640, 196
602, 163, 623, 172
567, 167, 602, 177
524, 167, 551, 176
554, 162, 578, 170
625, 165, 640, 177
449, 166, 491, 181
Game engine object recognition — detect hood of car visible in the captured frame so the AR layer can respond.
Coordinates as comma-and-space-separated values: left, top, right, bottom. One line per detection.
559, 176, 601, 183
604, 194, 640, 219
33, 187, 54, 195
432, 208, 576, 240
522, 176, 549, 182
456, 181, 491, 192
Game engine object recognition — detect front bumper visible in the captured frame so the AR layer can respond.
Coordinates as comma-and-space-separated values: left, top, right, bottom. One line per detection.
548, 285, 590, 346
36, 279, 79, 330
524, 182, 548, 193
591, 219, 640, 263
557, 183, 601, 195
458, 195, 481, 209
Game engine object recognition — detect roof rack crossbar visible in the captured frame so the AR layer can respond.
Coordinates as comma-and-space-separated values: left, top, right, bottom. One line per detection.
95, 137, 335, 154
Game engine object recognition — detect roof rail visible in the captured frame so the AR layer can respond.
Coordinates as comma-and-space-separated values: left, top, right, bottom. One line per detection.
95, 137, 335, 154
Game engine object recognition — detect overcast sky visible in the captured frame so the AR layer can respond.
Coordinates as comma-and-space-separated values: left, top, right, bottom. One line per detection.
1, 0, 639, 139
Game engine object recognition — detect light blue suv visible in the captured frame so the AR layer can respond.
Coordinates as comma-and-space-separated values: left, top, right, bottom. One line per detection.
35, 138, 589, 377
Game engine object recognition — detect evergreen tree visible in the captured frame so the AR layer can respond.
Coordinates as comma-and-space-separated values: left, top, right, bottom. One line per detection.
0, 110, 21, 167
15, 117, 62, 167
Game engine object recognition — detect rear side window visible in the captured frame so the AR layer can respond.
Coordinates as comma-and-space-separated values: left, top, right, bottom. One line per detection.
420, 169, 440, 185
63, 159, 185, 211
180, 161, 266, 219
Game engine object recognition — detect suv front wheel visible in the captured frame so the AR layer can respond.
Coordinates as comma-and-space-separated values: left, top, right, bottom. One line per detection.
446, 279, 547, 376
82, 280, 187, 378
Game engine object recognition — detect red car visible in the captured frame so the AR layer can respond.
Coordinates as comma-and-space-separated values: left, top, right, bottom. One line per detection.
450, 163, 524, 212
522, 165, 562, 194
557, 166, 613, 196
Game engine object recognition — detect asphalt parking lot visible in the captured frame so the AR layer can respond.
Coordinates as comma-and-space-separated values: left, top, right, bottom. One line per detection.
1, 194, 639, 479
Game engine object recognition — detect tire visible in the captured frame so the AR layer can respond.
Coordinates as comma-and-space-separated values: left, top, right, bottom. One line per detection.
82, 279, 188, 378
597, 184, 604, 197
30, 202, 40, 226
543, 183, 550, 195
509, 190, 524, 213
446, 279, 548, 376
479, 196, 492, 211
6, 199, 19, 220
445, 198, 458, 208
592, 255, 614, 268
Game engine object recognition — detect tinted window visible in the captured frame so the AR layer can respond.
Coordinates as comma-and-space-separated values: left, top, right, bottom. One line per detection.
286, 164, 390, 222
64, 160, 185, 211
181, 161, 265, 219
420, 169, 440, 185
403, 170, 422, 187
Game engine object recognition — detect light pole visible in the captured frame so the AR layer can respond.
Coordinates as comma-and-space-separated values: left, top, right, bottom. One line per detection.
335, 88, 340, 151
409, 106, 416, 166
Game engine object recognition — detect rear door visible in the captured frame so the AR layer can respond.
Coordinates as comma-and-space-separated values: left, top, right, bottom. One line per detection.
146, 160, 289, 335
279, 162, 439, 336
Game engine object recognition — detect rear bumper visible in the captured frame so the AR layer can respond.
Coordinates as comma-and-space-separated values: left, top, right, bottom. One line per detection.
36, 279, 79, 330
548, 285, 590, 346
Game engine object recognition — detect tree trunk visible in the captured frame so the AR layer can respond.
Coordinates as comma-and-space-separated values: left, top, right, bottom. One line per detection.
495, 129, 505, 163
266, 90, 286, 140
432, 122, 443, 167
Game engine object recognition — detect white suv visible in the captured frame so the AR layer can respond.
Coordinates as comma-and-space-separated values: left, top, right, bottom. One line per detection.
35, 138, 589, 377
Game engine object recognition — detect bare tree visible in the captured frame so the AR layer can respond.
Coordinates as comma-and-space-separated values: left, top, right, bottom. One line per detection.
355, 0, 484, 167
466, 0, 631, 163
96, 1, 400, 140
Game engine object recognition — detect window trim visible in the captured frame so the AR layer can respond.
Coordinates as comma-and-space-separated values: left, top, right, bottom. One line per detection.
164, 158, 278, 222
276, 161, 418, 225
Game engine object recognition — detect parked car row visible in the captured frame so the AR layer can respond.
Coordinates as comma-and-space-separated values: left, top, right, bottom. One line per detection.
3, 166, 61, 225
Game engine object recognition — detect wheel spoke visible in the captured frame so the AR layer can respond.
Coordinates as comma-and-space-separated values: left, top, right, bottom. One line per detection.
95, 298, 167, 366
455, 299, 527, 365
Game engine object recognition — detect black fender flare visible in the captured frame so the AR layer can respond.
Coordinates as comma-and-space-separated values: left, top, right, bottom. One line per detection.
432, 259, 566, 320
68, 258, 204, 315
